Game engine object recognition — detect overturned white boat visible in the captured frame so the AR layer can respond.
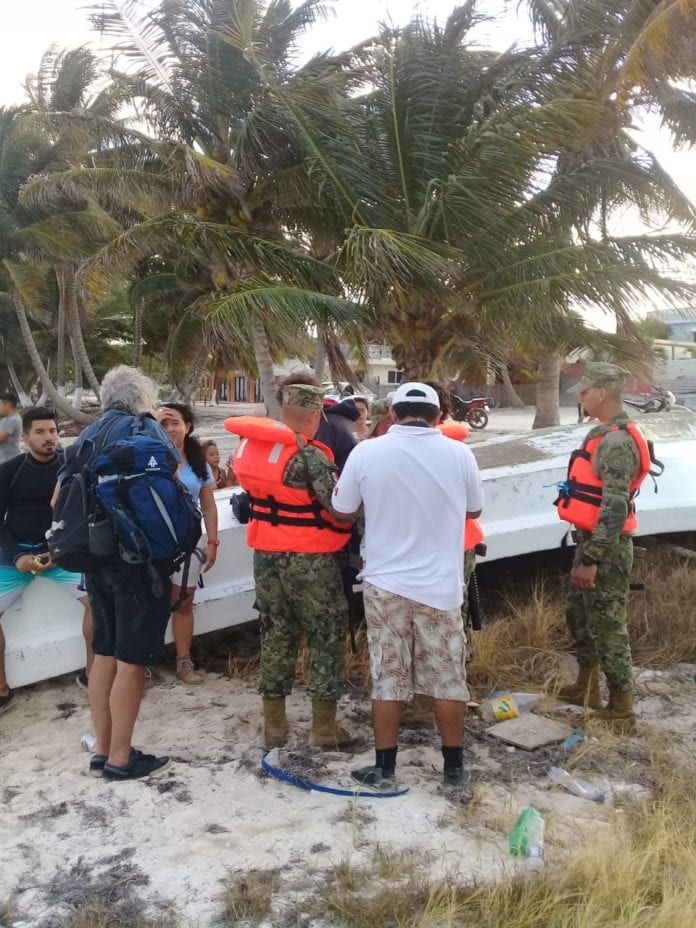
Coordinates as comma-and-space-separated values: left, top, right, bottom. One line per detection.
5, 408, 696, 688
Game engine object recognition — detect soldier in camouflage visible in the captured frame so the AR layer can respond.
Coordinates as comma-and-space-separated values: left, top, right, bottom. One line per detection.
560, 362, 647, 733
234, 376, 355, 750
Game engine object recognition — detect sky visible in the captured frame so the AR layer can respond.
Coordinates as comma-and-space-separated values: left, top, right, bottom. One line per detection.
0, 1, 524, 104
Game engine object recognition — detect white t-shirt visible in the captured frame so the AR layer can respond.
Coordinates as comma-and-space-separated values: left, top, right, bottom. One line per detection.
332, 424, 484, 611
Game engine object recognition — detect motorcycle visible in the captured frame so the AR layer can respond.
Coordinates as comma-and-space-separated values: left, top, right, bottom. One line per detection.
623, 387, 676, 415
451, 395, 491, 429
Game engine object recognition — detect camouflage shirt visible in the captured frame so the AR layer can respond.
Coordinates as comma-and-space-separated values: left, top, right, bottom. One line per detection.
282, 439, 354, 522
583, 413, 640, 561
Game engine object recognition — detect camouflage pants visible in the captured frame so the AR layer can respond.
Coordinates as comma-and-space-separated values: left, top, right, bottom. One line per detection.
254, 550, 348, 701
462, 549, 477, 658
565, 533, 634, 691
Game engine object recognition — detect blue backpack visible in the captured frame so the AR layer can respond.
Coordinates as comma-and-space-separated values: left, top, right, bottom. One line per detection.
49, 414, 201, 601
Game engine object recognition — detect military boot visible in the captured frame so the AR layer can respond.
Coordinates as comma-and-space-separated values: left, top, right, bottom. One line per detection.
557, 664, 603, 710
263, 697, 289, 748
310, 701, 355, 750
400, 694, 436, 730
593, 690, 637, 735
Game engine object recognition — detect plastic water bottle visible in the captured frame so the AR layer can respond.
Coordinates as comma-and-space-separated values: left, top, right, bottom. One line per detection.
80, 733, 97, 753
509, 807, 545, 870
548, 766, 606, 802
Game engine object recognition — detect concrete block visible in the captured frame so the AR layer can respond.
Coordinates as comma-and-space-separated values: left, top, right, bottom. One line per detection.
487, 714, 575, 751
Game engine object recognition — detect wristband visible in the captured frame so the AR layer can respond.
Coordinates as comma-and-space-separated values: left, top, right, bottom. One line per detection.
207, 539, 221, 547
580, 554, 598, 566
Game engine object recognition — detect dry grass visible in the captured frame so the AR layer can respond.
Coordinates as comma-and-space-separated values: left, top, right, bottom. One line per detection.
628, 547, 696, 664
226, 652, 260, 679
371, 846, 420, 882
468, 543, 696, 696
56, 906, 176, 928
466, 580, 568, 695
331, 860, 373, 892
313, 763, 696, 928
220, 870, 278, 922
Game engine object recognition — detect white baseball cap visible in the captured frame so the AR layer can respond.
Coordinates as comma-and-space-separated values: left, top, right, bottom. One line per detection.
391, 382, 440, 408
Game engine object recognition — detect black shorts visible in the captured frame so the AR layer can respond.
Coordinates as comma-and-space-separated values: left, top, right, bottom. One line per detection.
86, 565, 171, 666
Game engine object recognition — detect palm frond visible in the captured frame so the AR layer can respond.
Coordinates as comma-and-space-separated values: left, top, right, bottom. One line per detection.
617, 0, 696, 97
197, 282, 357, 348
81, 215, 341, 302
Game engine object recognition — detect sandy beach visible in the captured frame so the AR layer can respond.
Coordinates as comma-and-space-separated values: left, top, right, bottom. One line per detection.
2, 651, 694, 926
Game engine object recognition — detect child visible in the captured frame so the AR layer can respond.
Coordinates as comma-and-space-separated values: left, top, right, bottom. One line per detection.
202, 440, 227, 490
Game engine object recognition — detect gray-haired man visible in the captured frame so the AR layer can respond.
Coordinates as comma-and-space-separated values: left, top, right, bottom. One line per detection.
65, 366, 178, 780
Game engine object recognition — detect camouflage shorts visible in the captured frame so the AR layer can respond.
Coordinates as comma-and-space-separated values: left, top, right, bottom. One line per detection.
363, 582, 469, 702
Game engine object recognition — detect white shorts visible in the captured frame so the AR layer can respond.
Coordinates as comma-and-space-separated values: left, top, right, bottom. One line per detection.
170, 549, 205, 591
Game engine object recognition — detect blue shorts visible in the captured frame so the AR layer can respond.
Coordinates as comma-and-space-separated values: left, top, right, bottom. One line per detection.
0, 545, 84, 613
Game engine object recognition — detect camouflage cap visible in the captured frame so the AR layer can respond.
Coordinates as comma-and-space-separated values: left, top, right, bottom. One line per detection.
280, 383, 325, 410
567, 362, 629, 395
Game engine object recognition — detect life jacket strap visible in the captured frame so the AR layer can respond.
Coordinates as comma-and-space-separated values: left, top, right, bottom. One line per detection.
248, 494, 352, 533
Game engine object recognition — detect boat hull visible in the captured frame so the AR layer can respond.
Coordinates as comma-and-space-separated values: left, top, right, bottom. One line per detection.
5, 409, 696, 687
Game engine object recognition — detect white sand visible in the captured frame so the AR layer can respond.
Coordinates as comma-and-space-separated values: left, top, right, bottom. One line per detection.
2, 661, 693, 926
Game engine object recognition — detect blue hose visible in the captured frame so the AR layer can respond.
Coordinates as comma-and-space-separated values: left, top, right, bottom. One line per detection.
261, 754, 409, 799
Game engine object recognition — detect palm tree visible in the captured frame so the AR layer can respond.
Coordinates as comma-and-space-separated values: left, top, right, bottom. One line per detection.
0, 106, 101, 422
50, 0, 360, 416
516, 0, 696, 423
0, 50, 129, 421
236, 4, 696, 401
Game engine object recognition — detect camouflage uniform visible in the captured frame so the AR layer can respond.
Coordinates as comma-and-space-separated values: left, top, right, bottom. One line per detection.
462, 548, 477, 658
255, 416, 351, 701
565, 413, 639, 691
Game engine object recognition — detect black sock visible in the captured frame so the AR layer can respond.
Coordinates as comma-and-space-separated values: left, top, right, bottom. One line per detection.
376, 747, 398, 775
441, 746, 463, 770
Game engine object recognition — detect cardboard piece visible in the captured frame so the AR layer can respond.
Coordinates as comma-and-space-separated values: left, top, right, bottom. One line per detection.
487, 714, 575, 751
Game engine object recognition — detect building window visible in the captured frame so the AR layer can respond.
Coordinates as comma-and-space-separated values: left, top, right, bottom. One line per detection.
387, 370, 403, 384
234, 377, 247, 401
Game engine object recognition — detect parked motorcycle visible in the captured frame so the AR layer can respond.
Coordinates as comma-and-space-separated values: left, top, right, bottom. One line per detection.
623, 387, 676, 415
451, 395, 491, 429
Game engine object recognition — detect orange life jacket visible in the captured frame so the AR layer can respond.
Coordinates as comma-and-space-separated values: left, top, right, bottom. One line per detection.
438, 420, 471, 441
464, 517, 485, 551
555, 421, 652, 533
438, 420, 483, 551
224, 416, 351, 553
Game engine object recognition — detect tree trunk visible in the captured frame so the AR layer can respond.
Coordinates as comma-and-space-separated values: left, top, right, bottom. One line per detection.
37, 358, 50, 406
133, 297, 143, 369
56, 275, 66, 397
498, 365, 525, 408
251, 315, 280, 418
158, 324, 176, 390
64, 265, 101, 399
6, 359, 31, 406
179, 340, 209, 404
13, 293, 94, 424
532, 353, 562, 429
313, 325, 327, 381
70, 330, 83, 408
